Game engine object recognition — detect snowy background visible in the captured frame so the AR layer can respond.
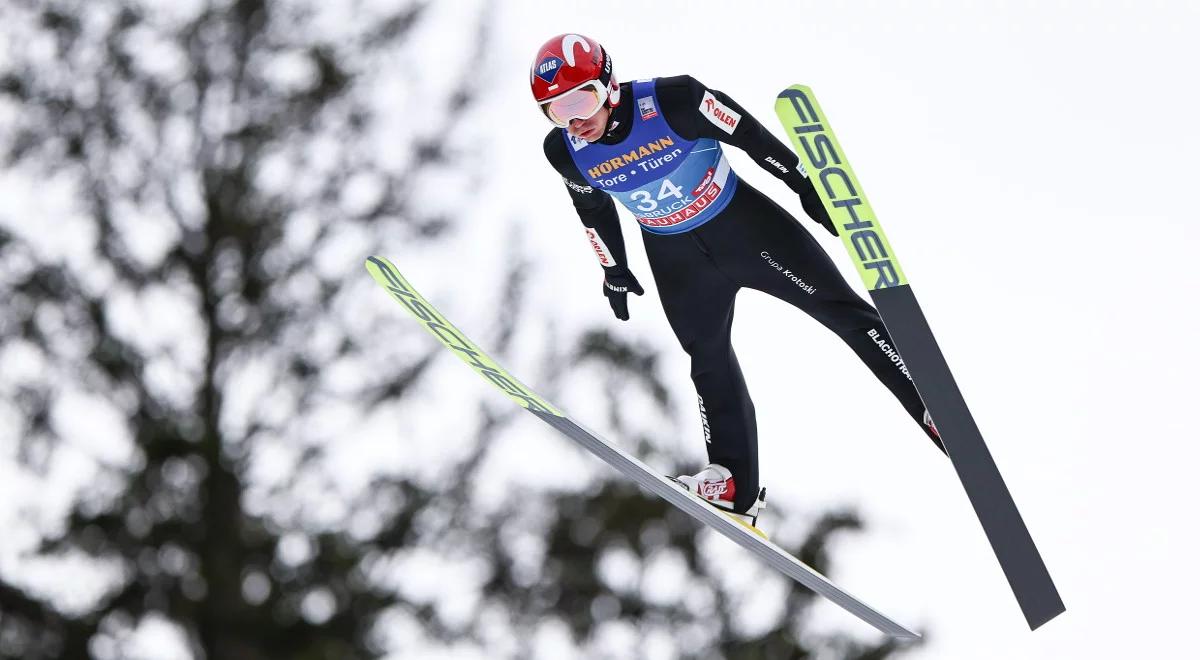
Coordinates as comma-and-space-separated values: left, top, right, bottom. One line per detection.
2, 0, 1198, 658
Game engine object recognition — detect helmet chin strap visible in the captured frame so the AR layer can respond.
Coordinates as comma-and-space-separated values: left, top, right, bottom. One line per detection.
602, 54, 620, 108
602, 79, 622, 136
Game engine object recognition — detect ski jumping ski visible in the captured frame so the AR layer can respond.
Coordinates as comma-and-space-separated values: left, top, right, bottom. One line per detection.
774, 85, 1065, 630
365, 255, 919, 639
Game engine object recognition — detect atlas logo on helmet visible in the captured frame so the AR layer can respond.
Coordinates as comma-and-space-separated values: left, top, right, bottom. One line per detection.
534, 54, 562, 84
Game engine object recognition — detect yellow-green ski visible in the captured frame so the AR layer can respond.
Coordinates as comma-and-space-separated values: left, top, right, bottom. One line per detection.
365, 255, 917, 638
775, 85, 1064, 631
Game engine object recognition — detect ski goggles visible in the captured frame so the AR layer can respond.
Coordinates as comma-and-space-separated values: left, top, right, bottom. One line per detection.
538, 79, 607, 127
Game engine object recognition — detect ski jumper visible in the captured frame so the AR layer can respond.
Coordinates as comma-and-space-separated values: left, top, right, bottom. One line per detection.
543, 76, 943, 514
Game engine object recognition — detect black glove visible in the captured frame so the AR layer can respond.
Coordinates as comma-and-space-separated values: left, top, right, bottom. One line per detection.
799, 188, 839, 237
602, 268, 644, 321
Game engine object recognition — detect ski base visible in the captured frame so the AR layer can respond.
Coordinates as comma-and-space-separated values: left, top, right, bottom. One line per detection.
366, 255, 919, 639
774, 84, 1064, 630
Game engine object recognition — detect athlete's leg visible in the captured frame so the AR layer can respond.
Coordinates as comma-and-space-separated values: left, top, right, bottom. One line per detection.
704, 184, 944, 451
642, 230, 763, 512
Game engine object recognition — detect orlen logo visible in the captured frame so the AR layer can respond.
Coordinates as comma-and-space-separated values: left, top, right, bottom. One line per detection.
584, 226, 614, 267
700, 91, 741, 135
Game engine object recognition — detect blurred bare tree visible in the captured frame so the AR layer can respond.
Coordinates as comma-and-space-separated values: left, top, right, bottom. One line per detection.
0, 1, 925, 658
0, 0, 498, 657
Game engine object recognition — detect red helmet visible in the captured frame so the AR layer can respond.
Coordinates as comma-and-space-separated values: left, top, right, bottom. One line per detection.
530, 33, 620, 127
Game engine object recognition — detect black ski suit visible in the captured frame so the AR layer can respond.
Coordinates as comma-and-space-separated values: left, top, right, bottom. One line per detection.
543, 75, 943, 513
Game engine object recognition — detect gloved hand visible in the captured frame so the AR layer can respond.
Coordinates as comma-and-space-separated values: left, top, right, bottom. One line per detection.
813, 212, 838, 237
799, 188, 839, 237
602, 268, 644, 321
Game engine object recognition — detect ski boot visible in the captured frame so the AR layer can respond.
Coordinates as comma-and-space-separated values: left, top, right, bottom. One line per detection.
669, 463, 768, 539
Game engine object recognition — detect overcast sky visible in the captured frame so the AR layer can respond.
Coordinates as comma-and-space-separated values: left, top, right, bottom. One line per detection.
472, 1, 1200, 658
3, 0, 1198, 658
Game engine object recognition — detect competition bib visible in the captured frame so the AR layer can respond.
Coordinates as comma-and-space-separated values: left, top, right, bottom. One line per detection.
566, 79, 738, 234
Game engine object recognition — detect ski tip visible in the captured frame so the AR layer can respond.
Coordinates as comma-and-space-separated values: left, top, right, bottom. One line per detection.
365, 255, 402, 281
776, 83, 813, 98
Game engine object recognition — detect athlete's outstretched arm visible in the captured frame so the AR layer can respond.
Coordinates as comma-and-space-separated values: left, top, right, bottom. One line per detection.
542, 130, 645, 320
656, 75, 837, 236
542, 130, 633, 271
